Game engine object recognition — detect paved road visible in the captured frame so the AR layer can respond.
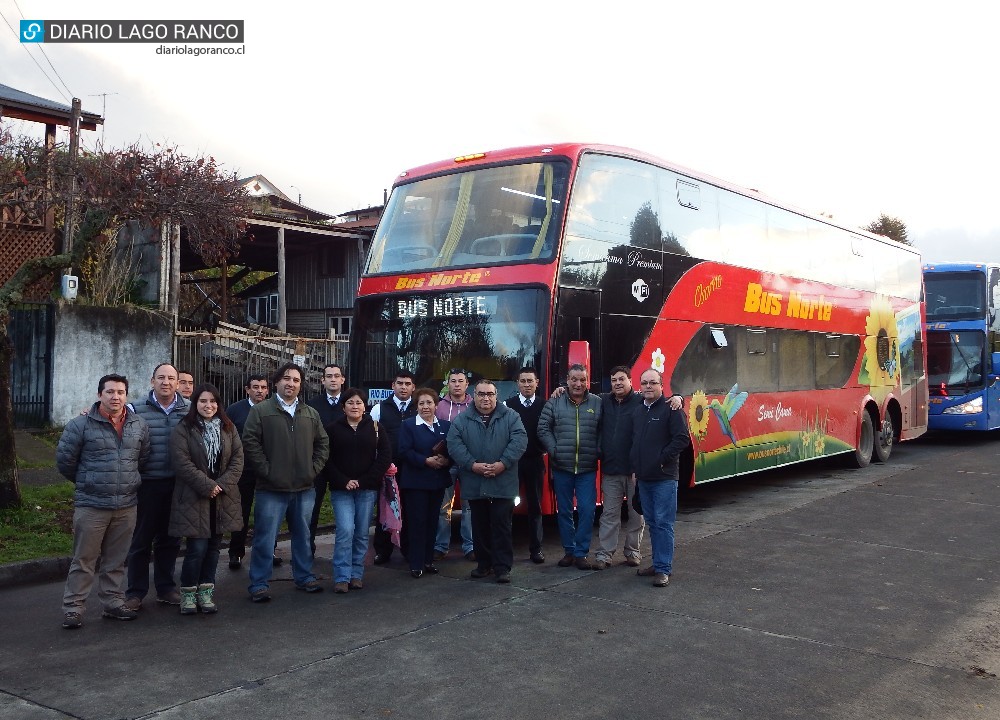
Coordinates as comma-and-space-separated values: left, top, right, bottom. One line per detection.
2, 433, 999, 719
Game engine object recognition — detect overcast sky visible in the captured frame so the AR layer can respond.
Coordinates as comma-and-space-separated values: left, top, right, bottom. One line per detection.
3, 1, 998, 264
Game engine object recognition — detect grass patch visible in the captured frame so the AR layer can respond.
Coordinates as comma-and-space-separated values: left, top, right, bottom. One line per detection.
0, 483, 75, 564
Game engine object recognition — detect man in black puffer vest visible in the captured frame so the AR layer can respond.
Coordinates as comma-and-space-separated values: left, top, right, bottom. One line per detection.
124, 363, 190, 610
369, 370, 416, 563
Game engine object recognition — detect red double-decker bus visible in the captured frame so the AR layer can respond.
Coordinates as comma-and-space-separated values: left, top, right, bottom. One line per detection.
349, 144, 927, 503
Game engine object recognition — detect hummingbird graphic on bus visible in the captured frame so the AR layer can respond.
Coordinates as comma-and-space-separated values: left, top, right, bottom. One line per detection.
708, 384, 748, 447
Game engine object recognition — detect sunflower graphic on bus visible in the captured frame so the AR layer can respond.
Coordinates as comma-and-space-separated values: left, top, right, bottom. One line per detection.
858, 295, 901, 388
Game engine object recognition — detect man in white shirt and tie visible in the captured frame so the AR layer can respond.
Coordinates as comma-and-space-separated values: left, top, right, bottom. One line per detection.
369, 371, 416, 563
504, 366, 546, 563
307, 363, 347, 556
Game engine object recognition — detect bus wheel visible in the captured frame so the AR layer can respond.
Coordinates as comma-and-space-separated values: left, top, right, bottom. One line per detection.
852, 411, 874, 468
873, 413, 895, 463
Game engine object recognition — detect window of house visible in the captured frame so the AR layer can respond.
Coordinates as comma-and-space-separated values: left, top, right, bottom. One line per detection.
247, 294, 279, 326
329, 316, 351, 336
321, 244, 347, 278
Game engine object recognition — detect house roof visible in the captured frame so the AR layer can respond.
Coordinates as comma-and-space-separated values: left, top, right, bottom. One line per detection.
0, 83, 103, 131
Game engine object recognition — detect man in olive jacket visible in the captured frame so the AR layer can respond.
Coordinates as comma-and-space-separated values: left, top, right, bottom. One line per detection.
537, 364, 602, 570
57, 373, 150, 629
447, 378, 527, 583
242, 362, 330, 601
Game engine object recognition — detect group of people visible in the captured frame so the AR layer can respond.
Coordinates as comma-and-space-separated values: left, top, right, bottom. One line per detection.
55, 358, 689, 631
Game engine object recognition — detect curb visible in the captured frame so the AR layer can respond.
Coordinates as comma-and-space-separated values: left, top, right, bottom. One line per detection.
0, 524, 338, 590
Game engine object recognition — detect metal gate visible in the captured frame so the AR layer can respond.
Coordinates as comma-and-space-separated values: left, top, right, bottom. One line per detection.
8, 302, 54, 428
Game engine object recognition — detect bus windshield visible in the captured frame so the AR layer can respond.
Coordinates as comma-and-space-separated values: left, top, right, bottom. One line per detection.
366, 161, 570, 274
351, 287, 548, 402
926, 330, 985, 395
925, 272, 987, 320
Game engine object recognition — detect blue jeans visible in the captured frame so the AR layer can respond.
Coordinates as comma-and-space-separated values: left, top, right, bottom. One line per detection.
330, 489, 376, 583
248, 488, 316, 593
552, 469, 597, 557
436, 482, 473, 554
180, 535, 222, 587
637, 479, 677, 575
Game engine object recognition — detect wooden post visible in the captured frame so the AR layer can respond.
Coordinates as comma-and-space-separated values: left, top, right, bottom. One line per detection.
277, 226, 287, 332
61, 99, 81, 257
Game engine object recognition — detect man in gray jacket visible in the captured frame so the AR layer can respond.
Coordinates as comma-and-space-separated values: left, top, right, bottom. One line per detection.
537, 364, 602, 570
447, 378, 527, 584
57, 374, 150, 629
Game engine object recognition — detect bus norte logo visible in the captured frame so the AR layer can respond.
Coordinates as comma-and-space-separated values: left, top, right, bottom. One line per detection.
632, 278, 649, 302
395, 271, 484, 290
743, 282, 833, 321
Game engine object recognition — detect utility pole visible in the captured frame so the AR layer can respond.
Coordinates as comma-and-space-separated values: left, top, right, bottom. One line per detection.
61, 98, 81, 257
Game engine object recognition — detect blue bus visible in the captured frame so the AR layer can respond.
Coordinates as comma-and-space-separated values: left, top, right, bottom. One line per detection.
924, 261, 1000, 430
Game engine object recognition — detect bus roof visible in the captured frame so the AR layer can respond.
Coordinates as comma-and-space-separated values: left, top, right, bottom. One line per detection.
924, 261, 995, 272
391, 142, 921, 258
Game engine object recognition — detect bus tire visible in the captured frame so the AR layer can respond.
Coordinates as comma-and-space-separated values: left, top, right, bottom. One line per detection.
873, 412, 895, 463
852, 411, 874, 468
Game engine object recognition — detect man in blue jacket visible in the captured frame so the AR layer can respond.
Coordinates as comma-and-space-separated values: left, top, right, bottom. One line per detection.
630, 369, 690, 588
57, 374, 150, 629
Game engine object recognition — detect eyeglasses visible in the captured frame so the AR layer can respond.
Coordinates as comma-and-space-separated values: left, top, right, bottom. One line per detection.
476, 391, 497, 398
639, 380, 661, 386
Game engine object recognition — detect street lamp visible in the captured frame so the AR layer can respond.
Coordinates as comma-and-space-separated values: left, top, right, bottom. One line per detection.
290, 185, 302, 204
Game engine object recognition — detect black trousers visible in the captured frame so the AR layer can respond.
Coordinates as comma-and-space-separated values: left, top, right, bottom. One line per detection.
228, 472, 256, 559
401, 487, 446, 571
126, 478, 181, 599
518, 455, 545, 555
308, 474, 327, 556
468, 497, 515, 574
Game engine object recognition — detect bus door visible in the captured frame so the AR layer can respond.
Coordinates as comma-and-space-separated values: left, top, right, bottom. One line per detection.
555, 287, 601, 392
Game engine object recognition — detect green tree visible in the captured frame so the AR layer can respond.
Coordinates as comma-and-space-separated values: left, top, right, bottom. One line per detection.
864, 214, 909, 245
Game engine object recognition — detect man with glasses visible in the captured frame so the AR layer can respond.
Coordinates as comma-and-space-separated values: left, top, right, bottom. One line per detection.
537, 364, 602, 570
434, 368, 475, 561
307, 363, 347, 556
630, 369, 690, 588
447, 379, 527, 583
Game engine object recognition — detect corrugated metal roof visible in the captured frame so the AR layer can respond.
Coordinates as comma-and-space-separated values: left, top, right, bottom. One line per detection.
0, 82, 103, 127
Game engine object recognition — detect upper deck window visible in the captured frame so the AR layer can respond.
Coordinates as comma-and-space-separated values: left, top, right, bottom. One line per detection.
367, 161, 569, 274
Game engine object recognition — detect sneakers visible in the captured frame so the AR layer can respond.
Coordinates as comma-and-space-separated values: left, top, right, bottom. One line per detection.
652, 573, 670, 587
557, 553, 575, 567
156, 590, 181, 605
102, 605, 138, 621
123, 597, 142, 612
295, 580, 324, 593
179, 586, 198, 615
624, 556, 641, 567
470, 567, 493, 579
333, 582, 349, 593
593, 558, 611, 570
62, 612, 83, 630
249, 588, 271, 603
575, 556, 595, 570
196, 584, 217, 614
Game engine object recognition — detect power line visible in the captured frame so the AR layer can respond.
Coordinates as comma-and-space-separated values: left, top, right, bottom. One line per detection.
11, 0, 76, 100
0, 8, 71, 103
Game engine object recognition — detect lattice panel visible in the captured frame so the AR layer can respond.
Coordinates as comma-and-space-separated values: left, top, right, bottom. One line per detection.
0, 227, 57, 299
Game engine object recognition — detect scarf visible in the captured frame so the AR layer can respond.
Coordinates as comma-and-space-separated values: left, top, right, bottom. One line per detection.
201, 418, 222, 474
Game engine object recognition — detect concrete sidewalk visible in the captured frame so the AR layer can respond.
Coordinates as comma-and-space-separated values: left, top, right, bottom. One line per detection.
1, 436, 998, 719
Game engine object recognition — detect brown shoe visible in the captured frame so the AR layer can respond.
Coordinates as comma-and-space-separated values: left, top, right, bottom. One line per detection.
636, 566, 656, 577
652, 573, 670, 587
123, 597, 142, 612
333, 582, 349, 594
557, 553, 575, 567
624, 556, 641, 567
349, 578, 363, 590
575, 556, 594, 570
156, 590, 181, 605
593, 559, 610, 570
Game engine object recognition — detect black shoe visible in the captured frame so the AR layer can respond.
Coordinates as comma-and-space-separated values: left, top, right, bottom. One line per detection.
272, 554, 283, 567
228, 556, 242, 570
496, 571, 511, 584
410, 569, 423, 579
470, 567, 493, 579
374, 553, 391, 565
464, 551, 476, 562
249, 588, 272, 603
102, 605, 138, 621
423, 564, 440, 575
62, 612, 83, 630
530, 552, 545, 564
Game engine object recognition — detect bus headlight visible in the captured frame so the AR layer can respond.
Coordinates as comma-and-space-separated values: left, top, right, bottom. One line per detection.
942, 396, 983, 415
